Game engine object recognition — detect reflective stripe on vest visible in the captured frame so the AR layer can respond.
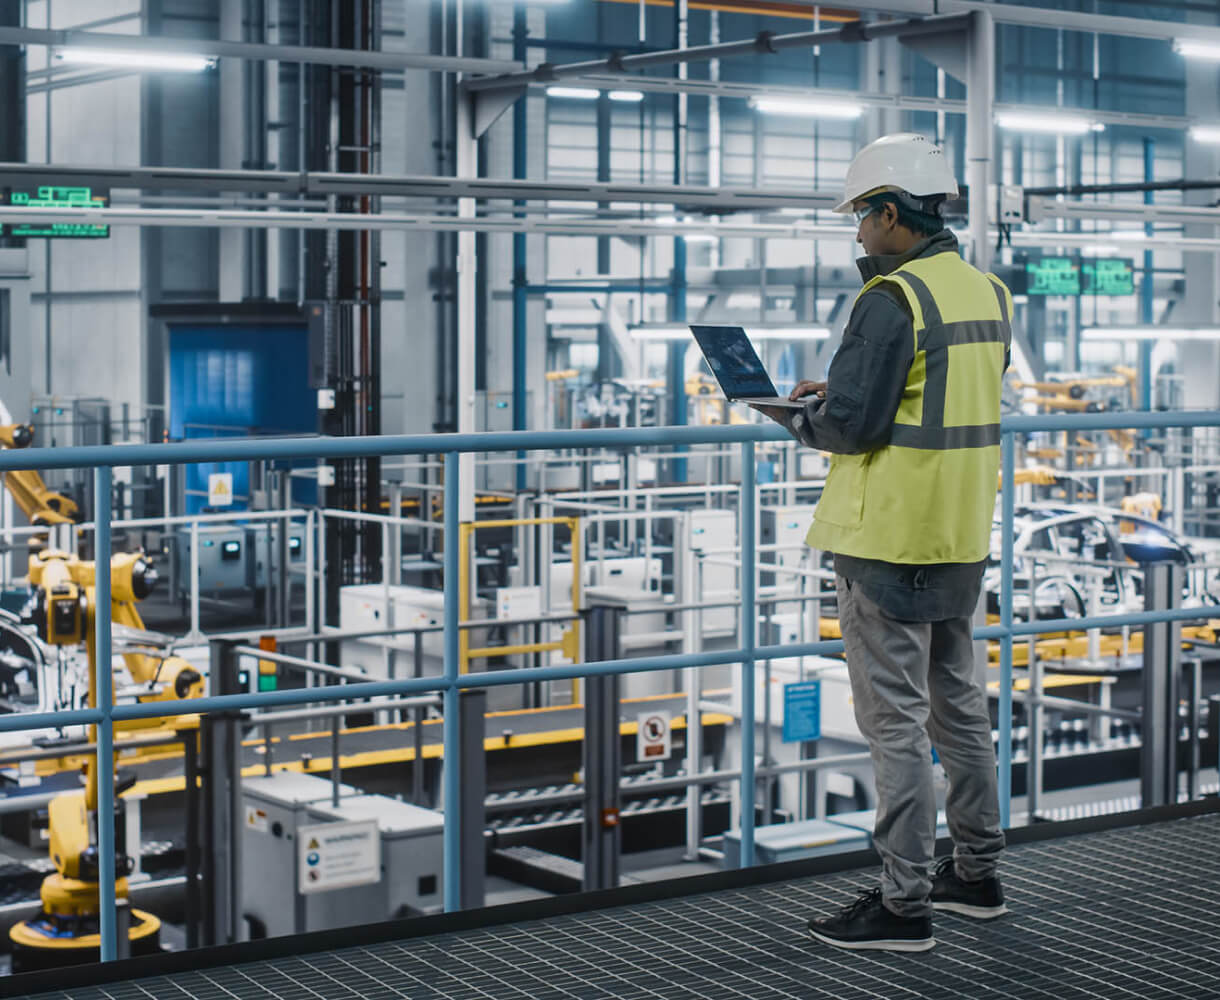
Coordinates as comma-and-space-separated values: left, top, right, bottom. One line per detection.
806, 251, 1012, 565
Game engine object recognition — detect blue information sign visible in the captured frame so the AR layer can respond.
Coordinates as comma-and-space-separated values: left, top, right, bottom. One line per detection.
782, 680, 821, 743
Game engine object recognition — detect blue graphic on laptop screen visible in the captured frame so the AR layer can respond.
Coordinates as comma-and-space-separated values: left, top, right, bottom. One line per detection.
692, 326, 776, 398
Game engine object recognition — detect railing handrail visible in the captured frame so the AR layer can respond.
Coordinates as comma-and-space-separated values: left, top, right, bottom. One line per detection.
4, 409, 1220, 472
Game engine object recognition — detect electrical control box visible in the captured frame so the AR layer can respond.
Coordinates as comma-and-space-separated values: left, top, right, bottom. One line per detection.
171, 524, 249, 597
760, 504, 815, 608
338, 583, 488, 678
304, 794, 445, 920
240, 773, 360, 939
689, 509, 737, 637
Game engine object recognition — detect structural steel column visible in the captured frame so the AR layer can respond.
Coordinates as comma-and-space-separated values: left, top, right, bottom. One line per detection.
1141, 563, 1182, 808
512, 6, 528, 491
965, 9, 994, 272
458, 688, 487, 909
1140, 137, 1154, 411
583, 604, 622, 892
455, 94, 478, 523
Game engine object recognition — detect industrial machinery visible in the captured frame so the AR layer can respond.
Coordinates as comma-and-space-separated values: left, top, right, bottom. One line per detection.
8, 550, 204, 969
0, 422, 79, 528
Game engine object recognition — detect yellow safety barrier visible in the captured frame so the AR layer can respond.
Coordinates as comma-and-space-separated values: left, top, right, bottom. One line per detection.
459, 517, 582, 697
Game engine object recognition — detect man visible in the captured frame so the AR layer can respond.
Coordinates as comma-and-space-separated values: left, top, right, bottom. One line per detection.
754, 133, 1010, 953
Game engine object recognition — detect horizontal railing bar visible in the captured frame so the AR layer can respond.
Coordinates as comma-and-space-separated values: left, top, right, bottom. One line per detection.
2, 411, 1220, 472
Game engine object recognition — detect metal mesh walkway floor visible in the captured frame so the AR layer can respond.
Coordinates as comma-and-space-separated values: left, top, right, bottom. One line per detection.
11, 803, 1220, 1000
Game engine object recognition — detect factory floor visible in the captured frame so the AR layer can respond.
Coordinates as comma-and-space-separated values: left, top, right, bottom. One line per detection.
11, 798, 1220, 1000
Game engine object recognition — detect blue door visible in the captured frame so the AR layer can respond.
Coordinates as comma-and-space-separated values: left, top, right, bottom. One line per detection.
169, 324, 317, 513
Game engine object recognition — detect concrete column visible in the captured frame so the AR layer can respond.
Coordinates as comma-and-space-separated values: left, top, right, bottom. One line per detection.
219, 0, 245, 301
965, 10, 995, 272
1180, 49, 1220, 409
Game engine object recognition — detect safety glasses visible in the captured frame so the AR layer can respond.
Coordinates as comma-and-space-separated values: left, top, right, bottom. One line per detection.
853, 203, 882, 226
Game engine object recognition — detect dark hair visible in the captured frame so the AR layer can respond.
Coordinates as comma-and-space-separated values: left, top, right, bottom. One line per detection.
866, 193, 945, 237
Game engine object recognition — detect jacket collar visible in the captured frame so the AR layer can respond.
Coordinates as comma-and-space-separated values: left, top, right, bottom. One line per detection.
855, 228, 960, 283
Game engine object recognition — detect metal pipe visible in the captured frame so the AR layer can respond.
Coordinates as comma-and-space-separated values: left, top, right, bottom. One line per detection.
94, 466, 117, 961
999, 432, 1014, 827
442, 452, 460, 911
247, 695, 440, 725
5, 411, 1220, 476
463, 14, 971, 93
738, 440, 756, 867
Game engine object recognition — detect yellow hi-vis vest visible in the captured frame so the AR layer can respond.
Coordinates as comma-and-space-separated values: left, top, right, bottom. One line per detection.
806, 250, 1012, 564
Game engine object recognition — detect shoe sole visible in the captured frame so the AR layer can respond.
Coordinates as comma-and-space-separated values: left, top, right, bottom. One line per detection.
808, 928, 935, 953
933, 901, 1009, 920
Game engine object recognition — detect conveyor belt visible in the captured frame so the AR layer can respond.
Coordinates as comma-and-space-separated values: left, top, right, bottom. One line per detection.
9, 799, 1220, 999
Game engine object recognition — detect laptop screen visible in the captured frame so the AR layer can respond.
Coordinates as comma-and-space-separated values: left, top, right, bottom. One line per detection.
690, 325, 778, 399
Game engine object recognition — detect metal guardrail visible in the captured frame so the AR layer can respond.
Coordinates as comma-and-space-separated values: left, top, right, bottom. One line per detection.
1, 410, 1219, 961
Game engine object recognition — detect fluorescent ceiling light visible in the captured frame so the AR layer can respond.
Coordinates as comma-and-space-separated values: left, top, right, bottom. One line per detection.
995, 111, 1103, 135
55, 47, 216, 71
1079, 244, 1120, 256
546, 86, 600, 100
609, 90, 644, 103
1174, 39, 1220, 61
629, 325, 829, 341
1083, 327, 1220, 341
748, 96, 863, 120
1189, 125, 1220, 144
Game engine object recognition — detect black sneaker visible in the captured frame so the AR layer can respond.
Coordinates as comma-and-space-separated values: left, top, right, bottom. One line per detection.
930, 856, 1008, 919
808, 887, 935, 953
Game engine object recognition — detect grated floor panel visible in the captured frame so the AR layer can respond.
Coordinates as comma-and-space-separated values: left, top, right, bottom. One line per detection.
14, 810, 1220, 1000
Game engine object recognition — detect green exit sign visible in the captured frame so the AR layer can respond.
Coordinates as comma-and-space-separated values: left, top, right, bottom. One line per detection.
1024, 257, 1135, 296
2, 186, 110, 238
1026, 257, 1080, 295
1082, 258, 1135, 296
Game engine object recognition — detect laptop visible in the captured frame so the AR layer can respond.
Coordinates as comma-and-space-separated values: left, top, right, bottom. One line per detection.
690, 325, 805, 408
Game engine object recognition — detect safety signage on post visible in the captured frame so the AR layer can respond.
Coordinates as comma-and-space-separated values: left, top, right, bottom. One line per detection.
207, 472, 234, 507
783, 680, 822, 743
297, 818, 380, 894
637, 709, 671, 762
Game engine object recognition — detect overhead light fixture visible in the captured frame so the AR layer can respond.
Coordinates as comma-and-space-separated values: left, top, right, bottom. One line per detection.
1078, 244, 1121, 256
609, 90, 644, 103
1189, 125, 1220, 144
546, 86, 600, 100
1174, 39, 1220, 61
748, 96, 863, 120
1083, 327, 1220, 341
55, 47, 216, 71
629, 325, 829, 341
995, 111, 1103, 135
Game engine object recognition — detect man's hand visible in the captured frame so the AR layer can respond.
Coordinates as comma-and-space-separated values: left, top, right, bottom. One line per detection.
790, 380, 827, 402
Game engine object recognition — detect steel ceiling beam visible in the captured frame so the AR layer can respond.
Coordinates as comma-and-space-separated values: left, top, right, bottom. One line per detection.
6, 202, 1220, 254
0, 161, 839, 210
0, 25, 520, 75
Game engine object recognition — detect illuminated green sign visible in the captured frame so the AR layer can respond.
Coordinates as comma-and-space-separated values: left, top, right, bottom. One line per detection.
1082, 258, 1135, 296
1026, 257, 1080, 295
1024, 257, 1135, 296
2, 186, 110, 238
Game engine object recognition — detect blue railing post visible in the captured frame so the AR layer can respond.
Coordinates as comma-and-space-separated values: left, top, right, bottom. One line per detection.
998, 432, 1015, 827
443, 452, 461, 911
739, 441, 756, 866
94, 466, 117, 961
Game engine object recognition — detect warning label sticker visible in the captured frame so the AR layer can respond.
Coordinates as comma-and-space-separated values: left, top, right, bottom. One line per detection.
297, 818, 380, 894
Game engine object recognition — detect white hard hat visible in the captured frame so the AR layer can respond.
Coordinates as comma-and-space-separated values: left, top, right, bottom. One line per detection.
833, 133, 959, 214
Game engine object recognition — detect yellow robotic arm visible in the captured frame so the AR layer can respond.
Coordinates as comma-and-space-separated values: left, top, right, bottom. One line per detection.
0, 423, 80, 526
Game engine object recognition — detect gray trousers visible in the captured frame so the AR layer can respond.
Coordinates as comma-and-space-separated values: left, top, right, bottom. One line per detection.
837, 576, 1005, 918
